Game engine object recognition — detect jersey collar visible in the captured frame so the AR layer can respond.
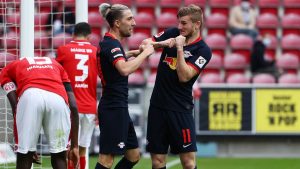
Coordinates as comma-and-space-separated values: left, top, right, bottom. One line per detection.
105, 32, 117, 39
187, 36, 202, 46
70, 40, 91, 45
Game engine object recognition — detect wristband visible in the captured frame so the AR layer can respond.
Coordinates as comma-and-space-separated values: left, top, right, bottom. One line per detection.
3, 82, 16, 94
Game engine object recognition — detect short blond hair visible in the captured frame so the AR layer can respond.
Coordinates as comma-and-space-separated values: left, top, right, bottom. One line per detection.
177, 5, 204, 30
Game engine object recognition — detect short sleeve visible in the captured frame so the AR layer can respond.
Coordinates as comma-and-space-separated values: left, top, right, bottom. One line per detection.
186, 48, 212, 74
152, 27, 180, 42
53, 59, 70, 83
105, 42, 126, 66
0, 61, 16, 87
55, 46, 65, 64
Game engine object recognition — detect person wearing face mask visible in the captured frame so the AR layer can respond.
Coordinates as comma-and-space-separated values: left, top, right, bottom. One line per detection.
250, 34, 279, 76
229, 0, 258, 40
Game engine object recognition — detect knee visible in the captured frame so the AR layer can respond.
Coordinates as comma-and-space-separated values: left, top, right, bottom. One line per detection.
125, 149, 141, 163
151, 155, 166, 168
98, 154, 114, 168
181, 159, 196, 169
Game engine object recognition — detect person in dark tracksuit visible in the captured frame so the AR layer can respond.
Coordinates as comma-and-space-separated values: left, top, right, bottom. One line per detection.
95, 3, 154, 169
144, 5, 212, 169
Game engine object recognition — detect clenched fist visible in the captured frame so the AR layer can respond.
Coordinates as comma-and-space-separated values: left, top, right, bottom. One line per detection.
175, 35, 186, 49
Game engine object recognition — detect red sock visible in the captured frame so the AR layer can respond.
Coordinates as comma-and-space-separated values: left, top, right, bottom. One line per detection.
80, 156, 86, 169
68, 160, 74, 169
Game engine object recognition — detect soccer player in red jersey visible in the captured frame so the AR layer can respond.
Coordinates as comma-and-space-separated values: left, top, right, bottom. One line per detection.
0, 57, 79, 169
56, 22, 98, 169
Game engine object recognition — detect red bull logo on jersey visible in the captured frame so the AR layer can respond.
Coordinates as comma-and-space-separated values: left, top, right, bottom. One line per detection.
163, 56, 177, 70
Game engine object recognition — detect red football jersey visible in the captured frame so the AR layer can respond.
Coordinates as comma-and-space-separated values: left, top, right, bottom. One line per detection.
0, 57, 70, 103
56, 40, 98, 114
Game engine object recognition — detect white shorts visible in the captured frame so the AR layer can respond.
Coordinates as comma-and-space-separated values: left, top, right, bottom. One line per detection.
79, 113, 96, 148
16, 88, 71, 154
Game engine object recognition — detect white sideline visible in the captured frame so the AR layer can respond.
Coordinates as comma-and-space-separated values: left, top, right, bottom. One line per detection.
166, 158, 181, 168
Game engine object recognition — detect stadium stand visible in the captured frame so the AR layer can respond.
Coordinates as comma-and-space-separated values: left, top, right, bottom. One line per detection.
224, 53, 248, 77
205, 33, 227, 57
258, 0, 280, 15
278, 73, 300, 84
156, 12, 177, 32
281, 13, 300, 36
127, 32, 148, 50
256, 13, 279, 37
205, 53, 223, 74
281, 34, 300, 58
276, 53, 299, 74
252, 73, 276, 84
205, 13, 228, 36
230, 34, 253, 63
200, 73, 223, 83
226, 73, 250, 83
52, 32, 72, 48
134, 12, 154, 36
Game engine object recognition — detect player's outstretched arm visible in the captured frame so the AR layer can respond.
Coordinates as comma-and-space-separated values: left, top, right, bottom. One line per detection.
63, 82, 79, 167
140, 38, 176, 49
115, 43, 154, 76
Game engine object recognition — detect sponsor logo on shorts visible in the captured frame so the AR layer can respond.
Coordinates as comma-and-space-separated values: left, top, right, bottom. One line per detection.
118, 142, 125, 149
182, 143, 192, 148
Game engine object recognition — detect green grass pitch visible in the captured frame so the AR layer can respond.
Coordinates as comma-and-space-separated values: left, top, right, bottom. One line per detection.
25, 156, 300, 169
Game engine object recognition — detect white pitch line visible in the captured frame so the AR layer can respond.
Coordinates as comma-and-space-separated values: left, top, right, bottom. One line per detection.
166, 158, 181, 168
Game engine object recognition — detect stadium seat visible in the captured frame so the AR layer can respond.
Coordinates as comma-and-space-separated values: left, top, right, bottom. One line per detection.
209, 0, 232, 16
160, 0, 181, 15
52, 32, 72, 48
110, 0, 132, 6
258, 0, 280, 15
200, 73, 223, 83
34, 30, 49, 49
6, 12, 20, 25
282, 13, 300, 36
184, 0, 206, 7
134, 12, 154, 36
34, 13, 49, 26
128, 72, 146, 85
0, 52, 16, 68
205, 34, 227, 57
88, 33, 101, 47
147, 72, 157, 85
256, 13, 279, 36
127, 32, 148, 50
281, 34, 300, 57
205, 53, 223, 74
283, 0, 300, 15
156, 12, 177, 32
276, 53, 299, 74
252, 73, 276, 84
135, 0, 156, 16
2, 31, 19, 49
88, 12, 105, 28
205, 13, 228, 36
88, 0, 106, 7
230, 34, 253, 62
148, 52, 161, 71
224, 53, 248, 77
278, 73, 300, 84
226, 73, 250, 83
